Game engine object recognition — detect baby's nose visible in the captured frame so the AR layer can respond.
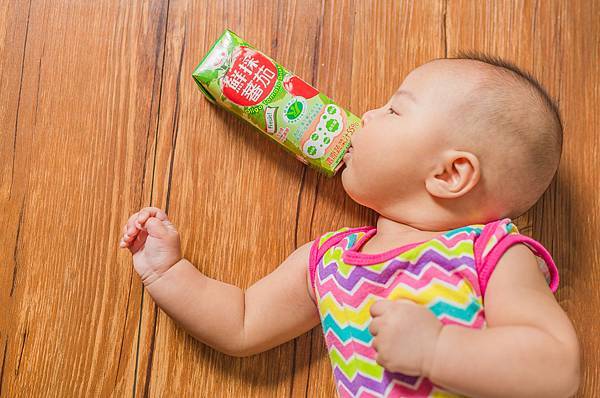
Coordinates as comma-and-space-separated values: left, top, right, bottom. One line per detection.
361, 109, 377, 127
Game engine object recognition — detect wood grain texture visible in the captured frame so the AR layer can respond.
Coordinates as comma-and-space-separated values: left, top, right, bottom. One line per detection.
0, 0, 597, 397
0, 0, 169, 396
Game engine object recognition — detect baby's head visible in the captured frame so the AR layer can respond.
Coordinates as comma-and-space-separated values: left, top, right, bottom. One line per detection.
341, 53, 563, 230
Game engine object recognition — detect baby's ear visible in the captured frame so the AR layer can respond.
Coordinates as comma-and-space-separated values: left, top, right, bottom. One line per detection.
425, 150, 480, 199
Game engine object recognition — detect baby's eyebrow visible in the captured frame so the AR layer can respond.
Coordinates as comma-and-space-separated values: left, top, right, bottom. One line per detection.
393, 89, 417, 104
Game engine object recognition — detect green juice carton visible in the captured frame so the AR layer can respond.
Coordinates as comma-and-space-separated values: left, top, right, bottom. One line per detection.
192, 29, 360, 177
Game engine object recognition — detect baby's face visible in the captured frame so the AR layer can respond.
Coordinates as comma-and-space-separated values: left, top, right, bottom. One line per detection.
341, 60, 475, 211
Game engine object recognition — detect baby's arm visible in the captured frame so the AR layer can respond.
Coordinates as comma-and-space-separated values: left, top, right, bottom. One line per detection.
119, 208, 320, 357
427, 244, 581, 398
145, 243, 320, 357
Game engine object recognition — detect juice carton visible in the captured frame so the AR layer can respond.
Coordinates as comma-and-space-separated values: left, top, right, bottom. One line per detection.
192, 29, 360, 177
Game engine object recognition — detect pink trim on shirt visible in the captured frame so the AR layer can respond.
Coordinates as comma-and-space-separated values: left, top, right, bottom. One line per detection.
343, 237, 425, 265
473, 219, 505, 274
478, 234, 560, 298
309, 226, 374, 290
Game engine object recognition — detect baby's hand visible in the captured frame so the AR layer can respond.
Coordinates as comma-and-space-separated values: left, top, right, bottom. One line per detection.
369, 298, 443, 377
119, 207, 182, 286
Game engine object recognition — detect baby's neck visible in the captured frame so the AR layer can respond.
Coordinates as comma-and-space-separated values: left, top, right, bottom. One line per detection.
373, 215, 453, 243
376, 215, 450, 234
372, 188, 498, 236
356, 216, 450, 255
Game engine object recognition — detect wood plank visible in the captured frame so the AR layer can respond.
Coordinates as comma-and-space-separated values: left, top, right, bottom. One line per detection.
556, 2, 600, 396
0, 0, 168, 395
446, 0, 599, 395
0, 0, 33, 394
136, 0, 325, 396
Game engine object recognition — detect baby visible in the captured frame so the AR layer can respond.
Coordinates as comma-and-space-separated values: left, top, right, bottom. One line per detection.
119, 54, 581, 398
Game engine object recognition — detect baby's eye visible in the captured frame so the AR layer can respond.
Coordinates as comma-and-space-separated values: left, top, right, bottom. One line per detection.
387, 107, 400, 116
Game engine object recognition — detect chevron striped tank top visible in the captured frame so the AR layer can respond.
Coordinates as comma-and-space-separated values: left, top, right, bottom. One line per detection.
308, 218, 559, 398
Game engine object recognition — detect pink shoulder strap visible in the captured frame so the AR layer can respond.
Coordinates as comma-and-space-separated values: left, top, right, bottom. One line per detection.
473, 219, 505, 274
474, 221, 559, 298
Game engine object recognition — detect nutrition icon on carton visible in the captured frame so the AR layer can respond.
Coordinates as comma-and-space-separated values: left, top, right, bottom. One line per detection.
192, 29, 360, 177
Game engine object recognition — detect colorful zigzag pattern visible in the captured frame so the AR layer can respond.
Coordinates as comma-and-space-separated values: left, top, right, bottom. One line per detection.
313, 224, 495, 398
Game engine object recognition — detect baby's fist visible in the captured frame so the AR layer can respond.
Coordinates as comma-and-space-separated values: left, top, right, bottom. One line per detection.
119, 207, 182, 286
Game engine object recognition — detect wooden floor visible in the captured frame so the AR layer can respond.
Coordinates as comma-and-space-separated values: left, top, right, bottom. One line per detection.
1, 0, 598, 396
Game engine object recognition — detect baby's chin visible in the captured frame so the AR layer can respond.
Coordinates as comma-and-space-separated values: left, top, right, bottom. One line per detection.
340, 163, 352, 193
340, 163, 364, 205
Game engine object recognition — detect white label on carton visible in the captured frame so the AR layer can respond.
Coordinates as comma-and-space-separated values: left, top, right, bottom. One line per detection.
265, 106, 277, 134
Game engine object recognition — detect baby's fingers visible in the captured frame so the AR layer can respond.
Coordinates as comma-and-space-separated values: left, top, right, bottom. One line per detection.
119, 208, 168, 249
119, 212, 141, 247
124, 212, 140, 233
136, 207, 167, 229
